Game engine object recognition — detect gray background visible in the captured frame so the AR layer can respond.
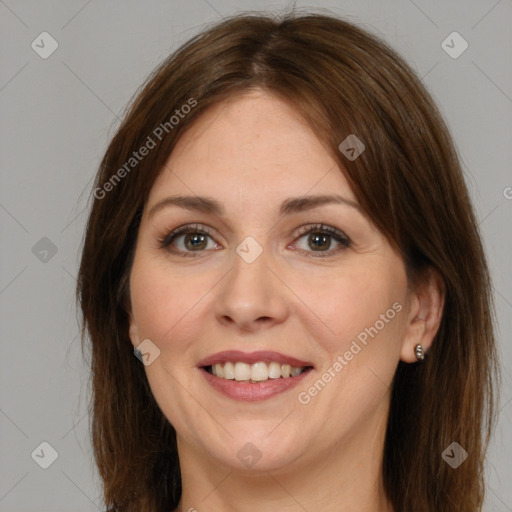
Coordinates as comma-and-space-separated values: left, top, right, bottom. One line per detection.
0, 0, 511, 510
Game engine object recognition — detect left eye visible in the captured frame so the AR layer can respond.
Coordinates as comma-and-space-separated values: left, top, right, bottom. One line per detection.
293, 224, 351, 257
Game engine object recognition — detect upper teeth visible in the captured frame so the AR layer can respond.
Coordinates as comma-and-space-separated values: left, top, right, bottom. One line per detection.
211, 361, 306, 382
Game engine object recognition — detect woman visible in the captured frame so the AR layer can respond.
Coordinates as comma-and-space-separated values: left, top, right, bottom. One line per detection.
77, 10, 500, 512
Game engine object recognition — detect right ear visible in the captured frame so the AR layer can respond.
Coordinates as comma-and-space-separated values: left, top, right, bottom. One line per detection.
128, 315, 140, 348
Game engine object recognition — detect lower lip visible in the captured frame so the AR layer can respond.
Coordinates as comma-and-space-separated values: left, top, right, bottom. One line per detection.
200, 367, 313, 401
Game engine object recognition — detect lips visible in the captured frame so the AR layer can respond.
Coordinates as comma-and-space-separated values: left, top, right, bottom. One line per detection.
197, 350, 315, 401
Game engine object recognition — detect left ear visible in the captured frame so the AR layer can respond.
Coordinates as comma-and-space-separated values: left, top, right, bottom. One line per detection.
400, 266, 446, 363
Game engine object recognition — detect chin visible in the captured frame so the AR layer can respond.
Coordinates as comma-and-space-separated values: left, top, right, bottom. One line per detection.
199, 427, 307, 472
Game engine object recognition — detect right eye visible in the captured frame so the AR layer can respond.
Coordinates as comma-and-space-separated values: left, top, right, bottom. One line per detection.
158, 224, 221, 256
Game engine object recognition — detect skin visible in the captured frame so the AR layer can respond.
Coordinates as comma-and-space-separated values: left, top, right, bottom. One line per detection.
128, 89, 445, 512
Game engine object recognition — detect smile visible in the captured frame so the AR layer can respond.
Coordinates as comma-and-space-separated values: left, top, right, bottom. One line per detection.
198, 350, 314, 401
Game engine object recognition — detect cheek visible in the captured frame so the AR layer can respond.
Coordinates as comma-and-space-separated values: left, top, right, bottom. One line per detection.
293, 261, 407, 355
129, 257, 211, 420
129, 254, 218, 346
292, 266, 406, 428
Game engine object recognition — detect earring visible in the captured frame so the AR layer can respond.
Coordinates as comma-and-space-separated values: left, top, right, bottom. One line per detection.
414, 344, 425, 361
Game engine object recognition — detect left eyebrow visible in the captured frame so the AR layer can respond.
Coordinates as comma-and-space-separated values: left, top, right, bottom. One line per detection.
279, 194, 362, 215
147, 193, 362, 220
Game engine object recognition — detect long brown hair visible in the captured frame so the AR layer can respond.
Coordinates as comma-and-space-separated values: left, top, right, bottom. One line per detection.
77, 10, 500, 511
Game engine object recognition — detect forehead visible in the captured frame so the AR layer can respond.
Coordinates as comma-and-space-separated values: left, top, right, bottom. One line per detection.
147, 90, 356, 207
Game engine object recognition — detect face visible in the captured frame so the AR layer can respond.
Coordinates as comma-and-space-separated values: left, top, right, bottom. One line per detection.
128, 89, 416, 473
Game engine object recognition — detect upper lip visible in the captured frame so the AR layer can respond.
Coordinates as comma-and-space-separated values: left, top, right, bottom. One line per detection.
197, 350, 314, 369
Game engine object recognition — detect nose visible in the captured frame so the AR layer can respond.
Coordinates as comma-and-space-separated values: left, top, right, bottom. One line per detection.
213, 246, 290, 332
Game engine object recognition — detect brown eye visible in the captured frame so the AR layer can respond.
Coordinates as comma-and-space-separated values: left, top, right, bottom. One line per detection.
294, 224, 351, 257
159, 224, 219, 254
181, 233, 208, 251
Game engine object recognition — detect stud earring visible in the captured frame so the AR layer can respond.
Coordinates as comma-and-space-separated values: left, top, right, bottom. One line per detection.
414, 344, 425, 361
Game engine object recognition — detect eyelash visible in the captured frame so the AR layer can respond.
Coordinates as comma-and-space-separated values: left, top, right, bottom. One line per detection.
157, 223, 351, 258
